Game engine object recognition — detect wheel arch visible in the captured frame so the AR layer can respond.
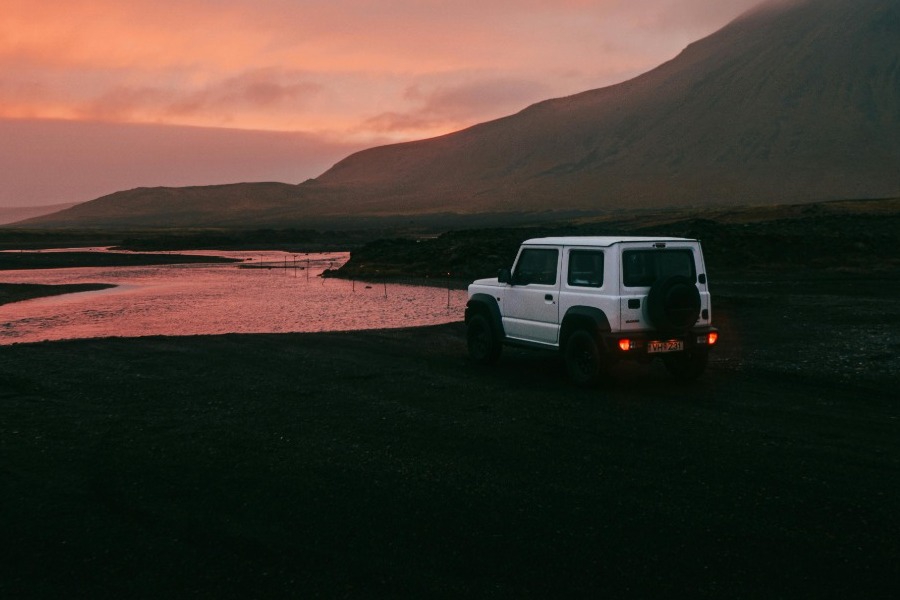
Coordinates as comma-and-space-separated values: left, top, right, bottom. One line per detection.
560, 306, 611, 350
465, 293, 505, 338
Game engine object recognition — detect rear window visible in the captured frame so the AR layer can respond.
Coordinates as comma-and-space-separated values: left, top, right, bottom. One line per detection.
567, 250, 604, 288
623, 249, 695, 287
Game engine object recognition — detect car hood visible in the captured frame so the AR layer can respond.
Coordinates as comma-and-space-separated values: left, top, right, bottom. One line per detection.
469, 277, 501, 288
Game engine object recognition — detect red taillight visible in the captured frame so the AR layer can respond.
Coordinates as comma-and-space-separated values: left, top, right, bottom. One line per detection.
708, 331, 718, 345
618, 339, 632, 351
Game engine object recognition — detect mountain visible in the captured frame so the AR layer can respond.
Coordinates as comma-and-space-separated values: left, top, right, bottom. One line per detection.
18, 0, 900, 229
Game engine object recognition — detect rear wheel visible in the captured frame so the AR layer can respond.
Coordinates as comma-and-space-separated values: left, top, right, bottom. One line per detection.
564, 329, 606, 387
663, 349, 708, 382
467, 313, 501, 365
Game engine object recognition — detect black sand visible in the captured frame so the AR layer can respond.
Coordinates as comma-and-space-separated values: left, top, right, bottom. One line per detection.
1, 268, 898, 598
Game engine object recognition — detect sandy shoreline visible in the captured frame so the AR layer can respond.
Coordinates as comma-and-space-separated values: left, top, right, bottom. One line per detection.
0, 282, 116, 306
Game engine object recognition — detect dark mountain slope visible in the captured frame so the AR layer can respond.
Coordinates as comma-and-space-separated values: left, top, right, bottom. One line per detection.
313, 0, 899, 213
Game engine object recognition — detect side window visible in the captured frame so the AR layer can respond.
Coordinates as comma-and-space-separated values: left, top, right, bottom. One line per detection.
513, 248, 559, 285
567, 250, 604, 288
623, 250, 695, 287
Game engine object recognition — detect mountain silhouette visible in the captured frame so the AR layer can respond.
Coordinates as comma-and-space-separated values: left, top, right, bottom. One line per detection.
20, 0, 900, 229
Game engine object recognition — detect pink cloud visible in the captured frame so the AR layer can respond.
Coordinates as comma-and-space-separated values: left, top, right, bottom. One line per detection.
362, 78, 552, 134
165, 70, 324, 118
76, 86, 172, 122
45, 69, 325, 126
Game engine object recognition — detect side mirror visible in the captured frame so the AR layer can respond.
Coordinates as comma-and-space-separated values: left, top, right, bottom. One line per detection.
498, 268, 512, 284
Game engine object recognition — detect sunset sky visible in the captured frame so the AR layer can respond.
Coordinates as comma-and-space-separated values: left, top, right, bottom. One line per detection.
1, 0, 760, 208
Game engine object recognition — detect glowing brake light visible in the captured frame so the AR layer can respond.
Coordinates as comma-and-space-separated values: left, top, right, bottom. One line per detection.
618, 339, 632, 351
708, 331, 718, 345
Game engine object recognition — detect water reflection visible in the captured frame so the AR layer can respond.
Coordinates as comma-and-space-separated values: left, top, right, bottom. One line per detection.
0, 249, 467, 344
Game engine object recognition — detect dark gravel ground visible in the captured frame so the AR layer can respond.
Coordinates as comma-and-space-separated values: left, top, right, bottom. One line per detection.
1, 268, 898, 599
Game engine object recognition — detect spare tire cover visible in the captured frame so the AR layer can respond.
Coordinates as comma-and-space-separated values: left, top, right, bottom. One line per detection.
646, 275, 701, 331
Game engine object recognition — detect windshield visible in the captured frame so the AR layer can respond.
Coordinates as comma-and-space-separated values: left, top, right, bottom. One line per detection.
513, 248, 559, 285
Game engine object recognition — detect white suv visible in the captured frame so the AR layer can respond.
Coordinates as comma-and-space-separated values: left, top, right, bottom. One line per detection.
465, 236, 719, 385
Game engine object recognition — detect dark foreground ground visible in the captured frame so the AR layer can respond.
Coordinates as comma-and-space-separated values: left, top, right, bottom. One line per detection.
2, 268, 899, 599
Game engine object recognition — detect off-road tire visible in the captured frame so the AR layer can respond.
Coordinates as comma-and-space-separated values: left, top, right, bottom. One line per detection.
663, 349, 709, 382
564, 329, 606, 387
647, 275, 701, 331
467, 313, 502, 365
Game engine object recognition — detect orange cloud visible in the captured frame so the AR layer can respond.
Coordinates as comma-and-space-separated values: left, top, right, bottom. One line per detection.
70, 70, 325, 125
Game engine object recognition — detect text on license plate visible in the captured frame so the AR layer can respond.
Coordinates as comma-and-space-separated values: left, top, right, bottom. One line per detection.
647, 340, 684, 354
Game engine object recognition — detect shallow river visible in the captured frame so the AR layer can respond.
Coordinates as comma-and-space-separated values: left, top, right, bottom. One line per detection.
0, 249, 468, 345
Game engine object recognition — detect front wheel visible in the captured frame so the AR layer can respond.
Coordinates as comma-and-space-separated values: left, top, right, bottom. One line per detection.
663, 349, 708, 382
467, 313, 502, 365
564, 330, 606, 387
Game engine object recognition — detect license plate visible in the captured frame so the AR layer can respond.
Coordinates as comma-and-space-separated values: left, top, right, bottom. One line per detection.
647, 340, 684, 354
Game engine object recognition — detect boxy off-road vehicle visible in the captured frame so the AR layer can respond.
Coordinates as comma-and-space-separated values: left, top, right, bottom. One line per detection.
465, 236, 718, 386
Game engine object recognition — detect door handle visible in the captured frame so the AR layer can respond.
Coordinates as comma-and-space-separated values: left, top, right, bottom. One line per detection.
545, 294, 553, 301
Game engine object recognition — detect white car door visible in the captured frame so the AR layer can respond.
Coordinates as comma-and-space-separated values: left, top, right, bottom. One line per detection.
502, 247, 560, 345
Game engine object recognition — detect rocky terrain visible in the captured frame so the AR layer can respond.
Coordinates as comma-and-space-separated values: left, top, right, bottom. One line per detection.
328, 198, 900, 282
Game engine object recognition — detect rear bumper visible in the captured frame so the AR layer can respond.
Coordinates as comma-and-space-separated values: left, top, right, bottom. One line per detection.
600, 326, 718, 359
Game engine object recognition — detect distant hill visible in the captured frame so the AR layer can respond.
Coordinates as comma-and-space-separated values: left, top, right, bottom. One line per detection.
18, 0, 900, 230
0, 203, 79, 225
16, 183, 303, 229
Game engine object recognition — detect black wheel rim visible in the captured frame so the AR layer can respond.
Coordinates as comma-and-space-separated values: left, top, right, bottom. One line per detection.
570, 336, 597, 379
469, 320, 490, 358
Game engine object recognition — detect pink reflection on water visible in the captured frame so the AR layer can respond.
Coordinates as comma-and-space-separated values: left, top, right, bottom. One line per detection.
0, 250, 467, 345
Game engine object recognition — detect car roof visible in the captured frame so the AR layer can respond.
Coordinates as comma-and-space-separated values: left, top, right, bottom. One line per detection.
521, 236, 697, 247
